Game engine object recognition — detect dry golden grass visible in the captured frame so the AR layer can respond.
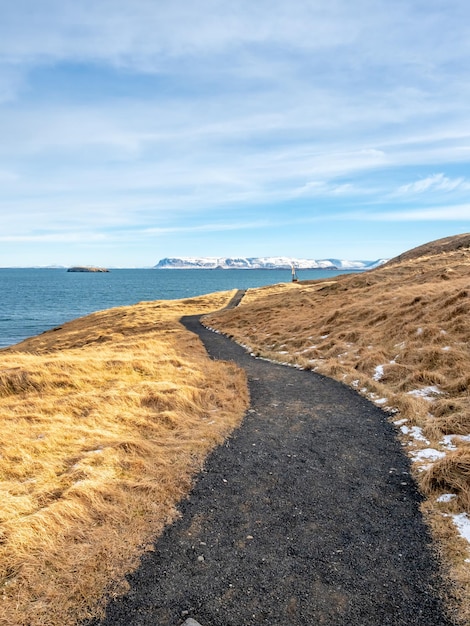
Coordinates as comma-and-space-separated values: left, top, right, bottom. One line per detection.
0, 291, 249, 626
204, 236, 470, 624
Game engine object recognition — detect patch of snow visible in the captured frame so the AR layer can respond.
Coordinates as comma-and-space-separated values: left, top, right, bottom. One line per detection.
452, 513, 470, 544
394, 418, 408, 426
366, 391, 389, 407
437, 493, 456, 503
441, 434, 470, 450
374, 397, 388, 405
351, 380, 360, 387
440, 435, 458, 451
320, 334, 329, 339
407, 386, 442, 401
373, 365, 384, 381
400, 425, 429, 443
417, 327, 423, 335
410, 448, 446, 463
442, 346, 451, 351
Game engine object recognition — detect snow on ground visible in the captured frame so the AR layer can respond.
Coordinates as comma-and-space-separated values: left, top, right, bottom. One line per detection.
373, 359, 398, 382
410, 448, 446, 463
440, 436, 458, 451
373, 397, 388, 405
400, 425, 429, 443
407, 386, 442, 401
440, 434, 470, 451
295, 346, 317, 355
452, 513, 470, 544
394, 418, 408, 426
437, 494, 457, 503
397, 424, 457, 473
373, 365, 384, 381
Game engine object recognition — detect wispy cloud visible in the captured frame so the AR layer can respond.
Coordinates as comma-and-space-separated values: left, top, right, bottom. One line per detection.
292, 181, 356, 197
0, 232, 108, 243
397, 173, 470, 195
352, 205, 470, 222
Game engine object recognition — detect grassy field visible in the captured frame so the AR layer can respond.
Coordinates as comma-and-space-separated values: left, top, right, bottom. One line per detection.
0, 291, 249, 626
204, 234, 470, 624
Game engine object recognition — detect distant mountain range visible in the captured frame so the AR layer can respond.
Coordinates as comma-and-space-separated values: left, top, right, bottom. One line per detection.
154, 257, 388, 270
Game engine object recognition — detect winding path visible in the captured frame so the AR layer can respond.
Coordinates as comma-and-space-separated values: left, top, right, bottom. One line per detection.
91, 292, 455, 626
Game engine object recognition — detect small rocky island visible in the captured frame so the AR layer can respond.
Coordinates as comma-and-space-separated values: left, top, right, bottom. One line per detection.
67, 266, 109, 273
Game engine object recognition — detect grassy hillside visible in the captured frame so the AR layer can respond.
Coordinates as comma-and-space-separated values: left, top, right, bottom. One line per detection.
0, 291, 249, 626
204, 234, 470, 624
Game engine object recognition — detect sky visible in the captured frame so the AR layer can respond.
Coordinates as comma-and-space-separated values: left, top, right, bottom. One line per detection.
1, 0, 470, 267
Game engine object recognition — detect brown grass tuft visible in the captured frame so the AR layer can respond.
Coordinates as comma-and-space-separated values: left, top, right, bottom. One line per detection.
422, 449, 470, 510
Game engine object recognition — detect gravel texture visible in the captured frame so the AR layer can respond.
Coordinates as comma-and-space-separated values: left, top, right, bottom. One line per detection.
88, 293, 456, 626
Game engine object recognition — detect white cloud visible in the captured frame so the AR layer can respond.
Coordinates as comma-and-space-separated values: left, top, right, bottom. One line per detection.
397, 173, 470, 194
141, 219, 271, 235
356, 205, 470, 222
292, 181, 355, 197
0, 1, 363, 64
0, 232, 108, 243
0, 217, 276, 244
1, 1, 469, 99
0, 0, 466, 67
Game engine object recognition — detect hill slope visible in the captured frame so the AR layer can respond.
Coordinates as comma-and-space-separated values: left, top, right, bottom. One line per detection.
384, 233, 470, 266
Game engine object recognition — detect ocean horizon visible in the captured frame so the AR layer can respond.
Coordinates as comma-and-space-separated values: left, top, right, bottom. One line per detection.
0, 267, 359, 348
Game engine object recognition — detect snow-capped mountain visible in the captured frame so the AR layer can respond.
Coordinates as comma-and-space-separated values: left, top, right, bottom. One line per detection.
154, 257, 387, 270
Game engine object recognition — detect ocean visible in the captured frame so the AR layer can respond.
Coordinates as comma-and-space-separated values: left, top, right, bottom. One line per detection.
0, 267, 355, 348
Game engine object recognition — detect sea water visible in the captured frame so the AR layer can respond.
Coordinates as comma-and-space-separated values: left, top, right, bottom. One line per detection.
0, 268, 355, 348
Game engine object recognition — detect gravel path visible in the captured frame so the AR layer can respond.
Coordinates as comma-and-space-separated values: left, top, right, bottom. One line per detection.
89, 292, 455, 626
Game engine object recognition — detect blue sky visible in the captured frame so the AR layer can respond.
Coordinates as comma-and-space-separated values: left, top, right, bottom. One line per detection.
1, 0, 470, 267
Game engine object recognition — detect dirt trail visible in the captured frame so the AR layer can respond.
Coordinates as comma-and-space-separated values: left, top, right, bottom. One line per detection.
89, 295, 456, 626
